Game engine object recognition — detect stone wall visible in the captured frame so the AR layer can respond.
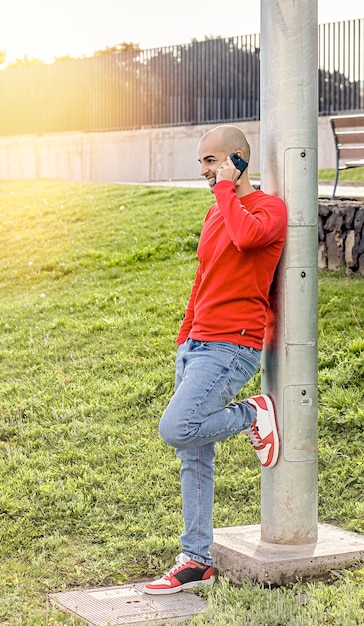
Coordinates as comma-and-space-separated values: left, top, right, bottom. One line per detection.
318, 199, 364, 275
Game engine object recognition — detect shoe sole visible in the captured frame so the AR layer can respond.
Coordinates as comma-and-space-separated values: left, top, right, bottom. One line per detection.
263, 394, 279, 468
143, 575, 215, 595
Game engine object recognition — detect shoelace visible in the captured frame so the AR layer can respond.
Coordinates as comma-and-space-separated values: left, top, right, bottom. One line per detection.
247, 424, 264, 449
163, 555, 188, 578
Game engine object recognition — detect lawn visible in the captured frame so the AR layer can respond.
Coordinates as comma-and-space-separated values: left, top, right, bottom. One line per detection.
317, 167, 364, 183
0, 180, 363, 625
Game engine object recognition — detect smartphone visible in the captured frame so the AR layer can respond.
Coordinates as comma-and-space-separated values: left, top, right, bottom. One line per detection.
213, 152, 249, 186
230, 152, 249, 176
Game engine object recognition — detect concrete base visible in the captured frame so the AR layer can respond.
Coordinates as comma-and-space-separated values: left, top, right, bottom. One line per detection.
211, 523, 364, 585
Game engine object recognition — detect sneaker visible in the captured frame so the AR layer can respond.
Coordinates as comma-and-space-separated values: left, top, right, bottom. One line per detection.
143, 553, 215, 595
245, 394, 279, 468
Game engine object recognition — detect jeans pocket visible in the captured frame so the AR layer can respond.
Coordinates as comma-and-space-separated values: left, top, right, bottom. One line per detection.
175, 341, 190, 390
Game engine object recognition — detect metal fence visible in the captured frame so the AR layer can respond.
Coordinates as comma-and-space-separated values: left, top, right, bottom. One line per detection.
319, 18, 363, 114
0, 19, 363, 137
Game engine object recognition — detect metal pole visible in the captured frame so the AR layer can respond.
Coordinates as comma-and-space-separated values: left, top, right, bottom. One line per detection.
260, 0, 319, 544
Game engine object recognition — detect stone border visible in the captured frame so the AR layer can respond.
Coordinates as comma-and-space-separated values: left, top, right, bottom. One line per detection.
318, 199, 364, 275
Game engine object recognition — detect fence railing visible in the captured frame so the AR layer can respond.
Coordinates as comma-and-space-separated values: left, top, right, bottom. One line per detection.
319, 18, 363, 114
0, 19, 363, 137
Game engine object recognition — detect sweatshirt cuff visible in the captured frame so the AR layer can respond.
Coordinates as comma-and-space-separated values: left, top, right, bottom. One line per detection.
214, 179, 236, 192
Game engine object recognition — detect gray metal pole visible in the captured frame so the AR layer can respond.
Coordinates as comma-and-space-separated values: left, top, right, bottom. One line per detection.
260, 0, 319, 544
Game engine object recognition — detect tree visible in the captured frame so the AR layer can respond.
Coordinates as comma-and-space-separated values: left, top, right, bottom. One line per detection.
7, 55, 44, 69
93, 43, 140, 56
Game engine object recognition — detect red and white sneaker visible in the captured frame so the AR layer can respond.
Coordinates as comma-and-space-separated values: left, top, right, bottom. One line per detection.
245, 394, 279, 468
143, 553, 215, 595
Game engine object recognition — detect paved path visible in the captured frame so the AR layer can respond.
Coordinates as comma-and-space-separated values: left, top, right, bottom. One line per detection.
132, 178, 364, 200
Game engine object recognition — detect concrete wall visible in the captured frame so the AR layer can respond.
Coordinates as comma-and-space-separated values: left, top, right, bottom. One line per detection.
0, 117, 335, 183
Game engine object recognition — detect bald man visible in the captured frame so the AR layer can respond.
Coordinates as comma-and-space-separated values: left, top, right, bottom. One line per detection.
144, 125, 287, 595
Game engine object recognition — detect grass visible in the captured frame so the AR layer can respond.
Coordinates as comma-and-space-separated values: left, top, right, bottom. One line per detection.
250, 168, 364, 183
0, 180, 363, 625
318, 167, 364, 183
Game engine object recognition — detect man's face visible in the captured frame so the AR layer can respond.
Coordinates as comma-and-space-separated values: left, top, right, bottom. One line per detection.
197, 138, 227, 192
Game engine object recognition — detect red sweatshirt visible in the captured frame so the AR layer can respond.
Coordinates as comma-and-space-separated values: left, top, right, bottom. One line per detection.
177, 180, 287, 350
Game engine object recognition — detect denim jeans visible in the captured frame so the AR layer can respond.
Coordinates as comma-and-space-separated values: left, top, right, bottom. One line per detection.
158, 338, 261, 566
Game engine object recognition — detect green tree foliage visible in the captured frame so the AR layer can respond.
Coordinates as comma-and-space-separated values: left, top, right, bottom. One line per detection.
6, 54, 45, 69
93, 42, 140, 55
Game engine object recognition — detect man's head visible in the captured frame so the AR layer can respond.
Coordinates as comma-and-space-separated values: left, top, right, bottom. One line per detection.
197, 125, 251, 191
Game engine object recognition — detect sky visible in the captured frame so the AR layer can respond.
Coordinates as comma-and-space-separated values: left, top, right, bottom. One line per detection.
1, 0, 363, 65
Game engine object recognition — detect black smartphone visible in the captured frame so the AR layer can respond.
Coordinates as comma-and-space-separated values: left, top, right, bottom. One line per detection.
230, 152, 249, 176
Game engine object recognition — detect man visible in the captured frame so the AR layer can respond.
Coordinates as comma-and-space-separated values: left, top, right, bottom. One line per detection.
144, 125, 287, 595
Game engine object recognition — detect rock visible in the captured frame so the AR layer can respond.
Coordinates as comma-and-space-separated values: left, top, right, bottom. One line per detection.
359, 253, 364, 276
344, 204, 357, 229
344, 230, 358, 269
318, 242, 327, 269
326, 231, 344, 271
354, 207, 364, 234
318, 215, 325, 242
357, 231, 364, 256
318, 202, 332, 218
324, 208, 345, 232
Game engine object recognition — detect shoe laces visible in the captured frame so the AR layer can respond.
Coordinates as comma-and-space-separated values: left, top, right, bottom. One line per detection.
163, 553, 189, 578
247, 422, 264, 450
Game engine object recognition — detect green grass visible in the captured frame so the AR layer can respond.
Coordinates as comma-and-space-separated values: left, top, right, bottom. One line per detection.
0, 180, 363, 625
318, 167, 364, 182
252, 169, 364, 183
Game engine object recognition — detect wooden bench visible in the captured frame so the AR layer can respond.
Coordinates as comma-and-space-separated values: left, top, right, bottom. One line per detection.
330, 114, 364, 199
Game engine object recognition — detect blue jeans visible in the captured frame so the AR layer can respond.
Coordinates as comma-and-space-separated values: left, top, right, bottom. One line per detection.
158, 339, 261, 566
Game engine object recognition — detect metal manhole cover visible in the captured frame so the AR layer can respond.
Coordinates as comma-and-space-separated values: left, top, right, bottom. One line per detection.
50, 582, 208, 625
